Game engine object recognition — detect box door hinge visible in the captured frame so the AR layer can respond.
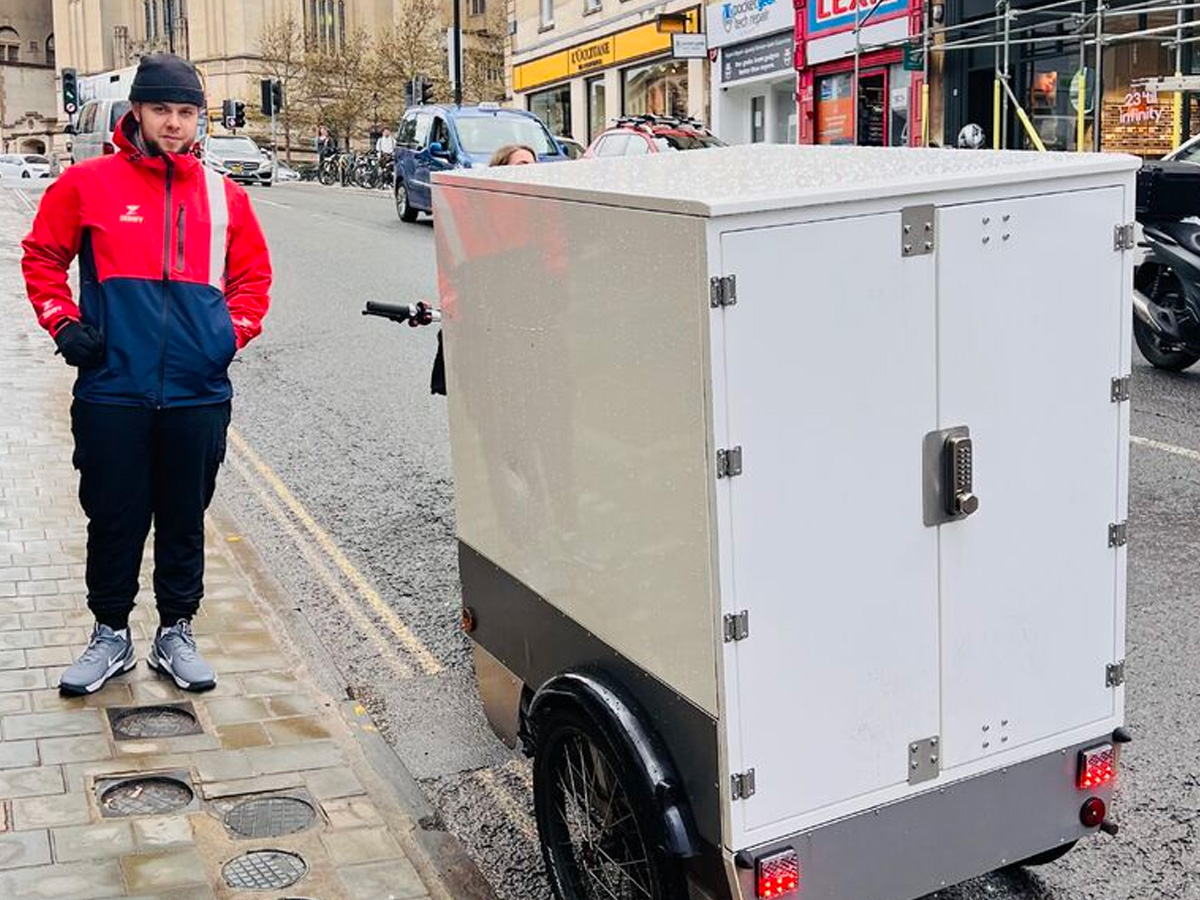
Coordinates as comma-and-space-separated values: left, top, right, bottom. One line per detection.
1113, 223, 1135, 251
908, 736, 941, 785
901, 205, 935, 257
710, 275, 737, 308
1108, 521, 1128, 548
1111, 376, 1131, 403
731, 768, 756, 800
723, 610, 750, 643
717, 446, 743, 479
1106, 660, 1126, 687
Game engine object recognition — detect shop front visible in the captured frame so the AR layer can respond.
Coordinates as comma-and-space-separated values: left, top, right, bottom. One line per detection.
709, 0, 797, 144
512, 6, 705, 144
796, 0, 924, 145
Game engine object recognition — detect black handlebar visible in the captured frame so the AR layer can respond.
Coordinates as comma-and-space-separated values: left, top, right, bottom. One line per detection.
363, 301, 419, 322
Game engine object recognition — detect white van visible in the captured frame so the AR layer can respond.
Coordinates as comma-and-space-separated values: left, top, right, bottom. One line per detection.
70, 99, 131, 163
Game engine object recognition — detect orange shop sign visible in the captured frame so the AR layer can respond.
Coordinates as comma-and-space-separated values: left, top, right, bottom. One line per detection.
514, 7, 700, 92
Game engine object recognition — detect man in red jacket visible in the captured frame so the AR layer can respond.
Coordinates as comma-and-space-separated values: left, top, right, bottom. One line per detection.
21, 54, 271, 695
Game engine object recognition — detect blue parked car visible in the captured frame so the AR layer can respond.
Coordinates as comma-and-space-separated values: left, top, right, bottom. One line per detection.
393, 103, 568, 222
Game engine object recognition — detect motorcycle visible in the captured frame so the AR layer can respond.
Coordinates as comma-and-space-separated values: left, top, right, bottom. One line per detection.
1132, 161, 1200, 371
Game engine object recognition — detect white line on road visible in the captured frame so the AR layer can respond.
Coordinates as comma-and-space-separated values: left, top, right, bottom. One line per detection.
255, 198, 292, 209
1131, 434, 1200, 463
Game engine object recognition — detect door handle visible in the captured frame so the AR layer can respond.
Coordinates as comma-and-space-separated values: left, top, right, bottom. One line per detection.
923, 426, 980, 526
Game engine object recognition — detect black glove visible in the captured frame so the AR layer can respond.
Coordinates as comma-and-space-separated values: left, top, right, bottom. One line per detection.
53, 321, 105, 369
407, 301, 435, 328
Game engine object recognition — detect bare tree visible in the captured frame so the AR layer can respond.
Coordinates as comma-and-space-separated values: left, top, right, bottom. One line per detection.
462, 2, 506, 104
306, 29, 376, 149
372, 0, 447, 112
258, 12, 306, 163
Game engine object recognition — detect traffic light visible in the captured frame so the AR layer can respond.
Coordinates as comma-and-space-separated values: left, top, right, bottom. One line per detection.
272, 80, 284, 113
260, 79, 272, 116
414, 75, 433, 105
222, 98, 236, 130
61, 68, 78, 116
234, 101, 246, 129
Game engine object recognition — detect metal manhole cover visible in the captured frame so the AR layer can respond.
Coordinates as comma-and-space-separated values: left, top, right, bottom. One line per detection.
223, 850, 307, 890
108, 703, 201, 740
100, 776, 194, 817
225, 796, 316, 838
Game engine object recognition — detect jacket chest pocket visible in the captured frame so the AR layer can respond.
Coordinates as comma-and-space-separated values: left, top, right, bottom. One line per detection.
172, 202, 215, 279
174, 205, 186, 272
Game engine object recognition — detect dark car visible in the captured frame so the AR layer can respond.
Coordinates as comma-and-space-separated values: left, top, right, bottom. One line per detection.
584, 115, 725, 158
393, 103, 567, 222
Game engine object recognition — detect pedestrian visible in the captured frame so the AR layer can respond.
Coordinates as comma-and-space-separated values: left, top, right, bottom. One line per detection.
375, 127, 396, 157
316, 125, 337, 161
488, 144, 537, 167
20, 52, 272, 696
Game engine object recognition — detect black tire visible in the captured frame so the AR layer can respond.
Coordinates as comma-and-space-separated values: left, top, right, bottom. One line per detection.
533, 704, 684, 900
1007, 840, 1077, 869
357, 166, 379, 190
21, 170, 31, 178
395, 179, 418, 222
1133, 266, 1200, 371
318, 161, 337, 186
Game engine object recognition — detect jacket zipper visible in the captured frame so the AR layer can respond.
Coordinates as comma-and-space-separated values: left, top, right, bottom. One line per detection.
175, 204, 185, 271
157, 158, 174, 408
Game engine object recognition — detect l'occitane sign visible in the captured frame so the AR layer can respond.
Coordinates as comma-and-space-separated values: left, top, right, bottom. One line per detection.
514, 8, 700, 92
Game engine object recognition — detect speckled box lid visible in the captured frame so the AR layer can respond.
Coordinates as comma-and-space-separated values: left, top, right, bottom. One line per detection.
433, 144, 1141, 218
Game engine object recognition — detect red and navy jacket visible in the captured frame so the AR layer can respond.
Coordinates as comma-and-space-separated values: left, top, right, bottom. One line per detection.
21, 112, 271, 408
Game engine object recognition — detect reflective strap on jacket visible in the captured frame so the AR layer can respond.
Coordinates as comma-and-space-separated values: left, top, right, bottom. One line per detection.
203, 167, 230, 290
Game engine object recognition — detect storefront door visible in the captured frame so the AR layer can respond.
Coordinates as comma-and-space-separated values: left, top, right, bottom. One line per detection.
858, 71, 887, 145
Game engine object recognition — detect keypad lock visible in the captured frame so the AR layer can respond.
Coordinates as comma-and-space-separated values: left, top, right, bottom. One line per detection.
945, 435, 979, 517
922, 425, 980, 526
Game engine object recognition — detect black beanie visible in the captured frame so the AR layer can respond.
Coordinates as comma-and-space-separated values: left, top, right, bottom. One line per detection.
129, 53, 205, 107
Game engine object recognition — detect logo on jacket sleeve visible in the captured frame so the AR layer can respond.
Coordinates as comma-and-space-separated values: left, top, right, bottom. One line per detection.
119, 204, 144, 224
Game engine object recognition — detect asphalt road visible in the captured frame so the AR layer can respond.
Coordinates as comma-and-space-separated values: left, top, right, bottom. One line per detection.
6, 175, 1197, 900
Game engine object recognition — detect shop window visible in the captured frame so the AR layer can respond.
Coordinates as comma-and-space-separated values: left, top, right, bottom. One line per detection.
889, 65, 911, 147
815, 72, 853, 145
529, 84, 571, 136
624, 60, 688, 118
587, 76, 606, 140
751, 96, 766, 143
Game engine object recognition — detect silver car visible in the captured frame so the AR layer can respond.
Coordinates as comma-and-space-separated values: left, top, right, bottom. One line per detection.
70, 99, 131, 163
202, 135, 271, 186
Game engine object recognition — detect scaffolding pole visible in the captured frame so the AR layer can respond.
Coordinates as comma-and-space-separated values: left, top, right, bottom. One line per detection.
1094, 0, 1106, 151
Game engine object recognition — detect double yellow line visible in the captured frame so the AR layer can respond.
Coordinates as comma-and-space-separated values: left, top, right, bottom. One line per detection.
225, 426, 443, 679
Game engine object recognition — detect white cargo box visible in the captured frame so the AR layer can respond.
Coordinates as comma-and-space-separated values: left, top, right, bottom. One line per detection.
433, 145, 1136, 900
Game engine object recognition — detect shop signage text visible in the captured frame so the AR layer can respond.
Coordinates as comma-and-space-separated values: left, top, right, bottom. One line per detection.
514, 7, 700, 92
1120, 85, 1163, 125
707, 0, 795, 49
721, 31, 793, 83
808, 0, 910, 37
673, 33, 710, 58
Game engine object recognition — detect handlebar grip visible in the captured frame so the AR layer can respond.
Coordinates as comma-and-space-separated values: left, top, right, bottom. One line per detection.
362, 301, 415, 321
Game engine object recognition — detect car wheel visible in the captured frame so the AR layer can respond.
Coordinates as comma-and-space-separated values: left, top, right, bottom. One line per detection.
21, 170, 31, 178
395, 179, 418, 222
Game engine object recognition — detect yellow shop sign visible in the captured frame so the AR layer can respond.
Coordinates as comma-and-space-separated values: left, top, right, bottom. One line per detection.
514, 7, 700, 92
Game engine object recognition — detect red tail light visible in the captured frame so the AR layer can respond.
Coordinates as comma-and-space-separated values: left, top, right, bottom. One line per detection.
1077, 743, 1115, 790
756, 849, 800, 898
102, 141, 116, 155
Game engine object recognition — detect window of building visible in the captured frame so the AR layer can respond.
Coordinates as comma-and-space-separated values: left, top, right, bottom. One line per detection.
338, 1, 346, 48
585, 0, 602, 13
541, 0, 554, 29
528, 84, 571, 136
815, 72, 853, 145
0, 27, 19, 63
471, 0, 486, 15
587, 76, 606, 141
46, 34, 55, 68
623, 60, 688, 118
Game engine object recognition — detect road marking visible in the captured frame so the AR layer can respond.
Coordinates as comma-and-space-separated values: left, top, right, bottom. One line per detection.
11, 188, 35, 213
226, 452, 416, 680
255, 198, 292, 209
1132, 434, 1200, 463
228, 427, 443, 676
475, 768, 538, 841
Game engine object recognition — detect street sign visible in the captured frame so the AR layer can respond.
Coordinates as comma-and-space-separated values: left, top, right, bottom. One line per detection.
1134, 75, 1200, 92
672, 33, 709, 59
903, 41, 923, 72
1070, 68, 1095, 113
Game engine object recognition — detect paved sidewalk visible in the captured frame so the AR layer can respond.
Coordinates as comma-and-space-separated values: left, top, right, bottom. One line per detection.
0, 189, 450, 899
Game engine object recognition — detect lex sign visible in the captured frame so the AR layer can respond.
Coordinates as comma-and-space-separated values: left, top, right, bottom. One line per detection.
808, 0, 909, 37
707, 0, 796, 49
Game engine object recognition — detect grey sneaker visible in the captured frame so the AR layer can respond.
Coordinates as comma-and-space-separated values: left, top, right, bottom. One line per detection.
60, 624, 135, 696
147, 620, 216, 692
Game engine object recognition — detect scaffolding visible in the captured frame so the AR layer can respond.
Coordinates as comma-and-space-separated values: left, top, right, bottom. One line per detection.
840, 0, 1200, 150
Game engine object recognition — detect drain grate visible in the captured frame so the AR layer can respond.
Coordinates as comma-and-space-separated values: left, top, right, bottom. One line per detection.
225, 796, 316, 839
108, 703, 201, 741
223, 850, 307, 890
99, 775, 195, 817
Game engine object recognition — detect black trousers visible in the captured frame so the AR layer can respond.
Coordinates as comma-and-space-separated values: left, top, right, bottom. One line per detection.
70, 399, 231, 629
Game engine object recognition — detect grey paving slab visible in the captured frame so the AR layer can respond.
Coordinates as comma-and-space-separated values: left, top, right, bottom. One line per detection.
321, 825, 405, 866
0, 828, 51, 869
321, 797, 386, 830
0, 764, 63, 799
190, 749, 253, 783
0, 668, 48, 693
0, 740, 38, 770
0, 649, 24, 670
51, 820, 136, 862
3, 709, 105, 740
39, 734, 114, 766
0, 858, 125, 900
337, 858, 430, 900
200, 697, 270, 726
305, 766, 366, 801
197, 771, 305, 800
131, 814, 194, 850
120, 846, 209, 892
11, 791, 93, 829
25, 645, 74, 668
245, 740, 344, 775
